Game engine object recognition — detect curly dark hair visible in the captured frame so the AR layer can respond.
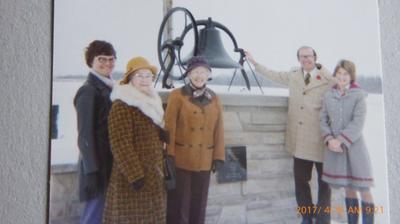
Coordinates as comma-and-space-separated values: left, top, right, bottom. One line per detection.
84, 40, 116, 67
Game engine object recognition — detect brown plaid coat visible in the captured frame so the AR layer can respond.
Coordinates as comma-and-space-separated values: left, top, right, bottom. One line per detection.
103, 84, 166, 224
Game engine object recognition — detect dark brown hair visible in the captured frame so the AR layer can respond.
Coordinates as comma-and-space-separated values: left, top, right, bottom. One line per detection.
84, 40, 116, 67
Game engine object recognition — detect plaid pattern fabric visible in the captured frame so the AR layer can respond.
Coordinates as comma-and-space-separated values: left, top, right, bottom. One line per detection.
255, 64, 336, 162
103, 100, 166, 224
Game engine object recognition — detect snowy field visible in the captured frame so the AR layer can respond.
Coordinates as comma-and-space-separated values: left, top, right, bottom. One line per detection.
51, 80, 389, 223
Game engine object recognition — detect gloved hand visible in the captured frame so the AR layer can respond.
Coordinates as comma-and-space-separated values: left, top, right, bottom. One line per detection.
212, 160, 225, 173
131, 178, 145, 191
84, 172, 99, 198
159, 129, 170, 144
165, 155, 176, 190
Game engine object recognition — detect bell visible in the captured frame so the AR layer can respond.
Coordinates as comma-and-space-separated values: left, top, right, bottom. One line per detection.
182, 18, 241, 69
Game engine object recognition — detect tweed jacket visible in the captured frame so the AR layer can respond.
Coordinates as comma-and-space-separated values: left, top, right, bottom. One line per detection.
73, 73, 113, 201
255, 64, 335, 162
103, 84, 166, 224
320, 84, 373, 188
165, 85, 225, 171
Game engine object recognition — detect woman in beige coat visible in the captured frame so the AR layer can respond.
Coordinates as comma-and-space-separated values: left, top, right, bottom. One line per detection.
103, 57, 167, 224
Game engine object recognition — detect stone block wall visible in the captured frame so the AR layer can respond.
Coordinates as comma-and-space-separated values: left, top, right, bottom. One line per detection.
203, 94, 345, 224
50, 165, 81, 224
49, 92, 345, 224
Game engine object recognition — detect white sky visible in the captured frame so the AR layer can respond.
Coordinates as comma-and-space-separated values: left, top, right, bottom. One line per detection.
53, 0, 382, 77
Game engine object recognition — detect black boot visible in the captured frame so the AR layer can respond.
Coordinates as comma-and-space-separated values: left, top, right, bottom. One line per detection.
314, 204, 330, 224
345, 198, 360, 224
301, 216, 313, 224
362, 201, 374, 224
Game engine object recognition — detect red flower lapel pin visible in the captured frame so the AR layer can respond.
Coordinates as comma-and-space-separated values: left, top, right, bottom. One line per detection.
316, 75, 321, 80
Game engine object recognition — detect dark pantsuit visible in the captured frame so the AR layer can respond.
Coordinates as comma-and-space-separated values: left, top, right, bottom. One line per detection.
80, 193, 106, 224
294, 157, 331, 223
167, 168, 211, 224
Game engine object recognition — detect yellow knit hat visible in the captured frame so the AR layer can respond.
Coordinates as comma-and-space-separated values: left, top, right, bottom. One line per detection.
120, 56, 158, 84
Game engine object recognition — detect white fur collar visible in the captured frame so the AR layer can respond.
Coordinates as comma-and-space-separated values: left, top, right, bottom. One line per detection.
110, 83, 164, 128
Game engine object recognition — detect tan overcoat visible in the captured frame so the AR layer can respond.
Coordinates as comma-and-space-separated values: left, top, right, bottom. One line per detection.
103, 84, 166, 224
255, 64, 335, 162
165, 85, 225, 171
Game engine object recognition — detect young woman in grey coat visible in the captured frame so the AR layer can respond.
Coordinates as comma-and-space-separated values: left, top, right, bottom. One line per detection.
320, 60, 374, 224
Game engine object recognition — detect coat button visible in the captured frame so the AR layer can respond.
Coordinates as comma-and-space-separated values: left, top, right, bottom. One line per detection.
199, 144, 203, 147
200, 127, 204, 130
191, 127, 195, 131
193, 111, 197, 114
299, 121, 303, 125
303, 92, 306, 95
189, 144, 192, 147
300, 106, 304, 110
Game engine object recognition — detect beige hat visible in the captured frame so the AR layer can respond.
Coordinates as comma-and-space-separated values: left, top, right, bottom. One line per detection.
120, 56, 158, 84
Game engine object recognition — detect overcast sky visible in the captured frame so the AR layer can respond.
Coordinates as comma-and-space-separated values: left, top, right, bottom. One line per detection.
53, 0, 382, 77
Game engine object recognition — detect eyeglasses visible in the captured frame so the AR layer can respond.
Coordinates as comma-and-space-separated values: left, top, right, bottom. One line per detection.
134, 73, 153, 80
190, 70, 211, 76
97, 56, 116, 64
299, 55, 315, 59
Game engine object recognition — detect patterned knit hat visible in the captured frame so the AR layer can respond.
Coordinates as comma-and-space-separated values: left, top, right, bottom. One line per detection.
184, 56, 211, 77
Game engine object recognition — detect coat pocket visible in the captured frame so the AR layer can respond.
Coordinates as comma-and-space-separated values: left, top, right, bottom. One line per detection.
175, 142, 193, 149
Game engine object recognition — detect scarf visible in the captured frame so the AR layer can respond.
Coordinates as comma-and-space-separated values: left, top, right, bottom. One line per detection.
90, 69, 114, 88
189, 82, 213, 100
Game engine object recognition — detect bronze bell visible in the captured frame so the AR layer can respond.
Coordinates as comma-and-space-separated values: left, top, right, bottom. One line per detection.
183, 18, 241, 68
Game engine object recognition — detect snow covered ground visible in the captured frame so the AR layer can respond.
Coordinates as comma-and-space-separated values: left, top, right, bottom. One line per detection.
51, 80, 389, 223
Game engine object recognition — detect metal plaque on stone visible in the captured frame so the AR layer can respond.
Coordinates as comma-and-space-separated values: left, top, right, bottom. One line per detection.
216, 145, 247, 183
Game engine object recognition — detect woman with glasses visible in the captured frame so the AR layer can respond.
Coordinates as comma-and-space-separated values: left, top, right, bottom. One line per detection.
103, 57, 168, 223
165, 56, 225, 224
74, 40, 116, 224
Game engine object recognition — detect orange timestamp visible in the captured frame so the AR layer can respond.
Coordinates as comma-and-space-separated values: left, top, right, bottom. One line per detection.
297, 205, 384, 216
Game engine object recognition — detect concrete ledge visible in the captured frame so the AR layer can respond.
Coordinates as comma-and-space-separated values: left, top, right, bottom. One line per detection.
159, 90, 289, 107
51, 164, 78, 174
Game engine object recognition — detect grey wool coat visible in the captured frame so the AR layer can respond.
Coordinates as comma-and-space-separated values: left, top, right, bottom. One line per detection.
255, 64, 335, 162
320, 84, 374, 188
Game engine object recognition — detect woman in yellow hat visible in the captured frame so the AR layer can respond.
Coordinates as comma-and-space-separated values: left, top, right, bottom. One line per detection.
103, 56, 168, 223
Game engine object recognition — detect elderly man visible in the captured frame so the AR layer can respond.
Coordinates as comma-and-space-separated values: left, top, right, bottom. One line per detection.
246, 46, 335, 224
